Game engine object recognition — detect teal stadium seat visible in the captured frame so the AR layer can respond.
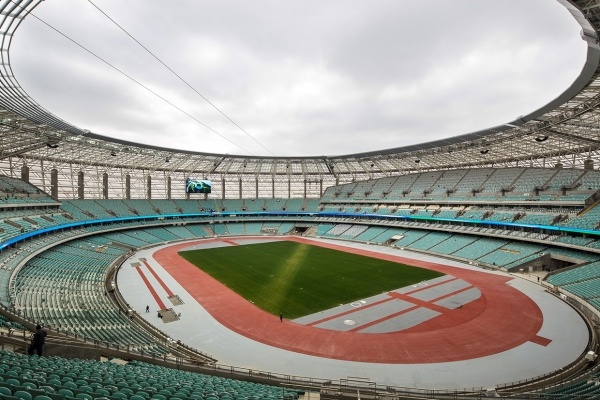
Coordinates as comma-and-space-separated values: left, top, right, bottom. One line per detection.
61, 382, 77, 390
95, 388, 110, 396
20, 382, 37, 390
5, 378, 20, 386
56, 388, 73, 398
14, 391, 33, 400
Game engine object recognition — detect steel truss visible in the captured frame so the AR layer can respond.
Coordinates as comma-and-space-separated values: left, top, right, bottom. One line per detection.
0, 1, 599, 198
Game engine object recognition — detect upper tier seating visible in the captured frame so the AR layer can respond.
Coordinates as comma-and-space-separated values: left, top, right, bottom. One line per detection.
479, 168, 524, 193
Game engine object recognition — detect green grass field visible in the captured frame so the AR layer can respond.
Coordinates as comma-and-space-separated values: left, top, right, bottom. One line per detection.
179, 241, 443, 319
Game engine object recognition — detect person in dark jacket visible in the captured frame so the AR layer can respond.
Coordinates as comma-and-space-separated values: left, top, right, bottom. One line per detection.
27, 325, 46, 356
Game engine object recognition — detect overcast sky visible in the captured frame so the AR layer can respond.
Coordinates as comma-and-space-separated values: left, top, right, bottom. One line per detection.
10, 0, 588, 157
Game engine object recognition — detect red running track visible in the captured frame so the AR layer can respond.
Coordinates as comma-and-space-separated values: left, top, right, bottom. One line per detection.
153, 237, 546, 363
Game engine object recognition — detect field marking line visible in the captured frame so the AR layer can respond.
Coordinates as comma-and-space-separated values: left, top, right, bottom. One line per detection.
142, 259, 174, 297
134, 265, 167, 310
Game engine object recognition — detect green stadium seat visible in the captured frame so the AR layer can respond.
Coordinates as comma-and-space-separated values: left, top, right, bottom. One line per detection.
104, 385, 118, 393
5, 378, 20, 387
57, 388, 74, 398
14, 391, 33, 400
141, 387, 156, 394
95, 388, 110, 396
0, 386, 12, 396
21, 382, 37, 389
62, 382, 77, 390
78, 386, 93, 393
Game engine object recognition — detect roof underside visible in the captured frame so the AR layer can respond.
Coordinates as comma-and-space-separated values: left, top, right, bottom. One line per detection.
0, 0, 600, 182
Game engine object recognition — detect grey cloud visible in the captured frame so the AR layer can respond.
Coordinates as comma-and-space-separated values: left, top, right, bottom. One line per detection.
9, 0, 588, 157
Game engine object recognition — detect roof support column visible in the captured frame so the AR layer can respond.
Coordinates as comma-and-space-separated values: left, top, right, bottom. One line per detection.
77, 171, 84, 199
21, 164, 29, 183
50, 168, 58, 200
102, 172, 108, 199
303, 179, 307, 199
125, 174, 131, 199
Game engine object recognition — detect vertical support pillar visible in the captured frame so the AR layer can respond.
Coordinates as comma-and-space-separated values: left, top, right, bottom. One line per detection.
21, 165, 29, 183
304, 179, 307, 199
50, 169, 58, 200
221, 177, 226, 199
102, 172, 109, 199
255, 177, 259, 199
146, 175, 152, 199
584, 159, 594, 170
288, 179, 291, 199
77, 171, 84, 199
125, 174, 131, 199
239, 178, 242, 199
272, 178, 275, 199
167, 176, 172, 200
319, 178, 323, 197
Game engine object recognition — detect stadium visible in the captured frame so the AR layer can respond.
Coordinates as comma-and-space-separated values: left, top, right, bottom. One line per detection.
1, 0, 600, 399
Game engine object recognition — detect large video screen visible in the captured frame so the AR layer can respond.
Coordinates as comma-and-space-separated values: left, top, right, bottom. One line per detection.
186, 178, 212, 194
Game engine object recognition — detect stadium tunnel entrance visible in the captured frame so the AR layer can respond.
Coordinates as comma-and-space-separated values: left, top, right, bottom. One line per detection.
506, 252, 585, 274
